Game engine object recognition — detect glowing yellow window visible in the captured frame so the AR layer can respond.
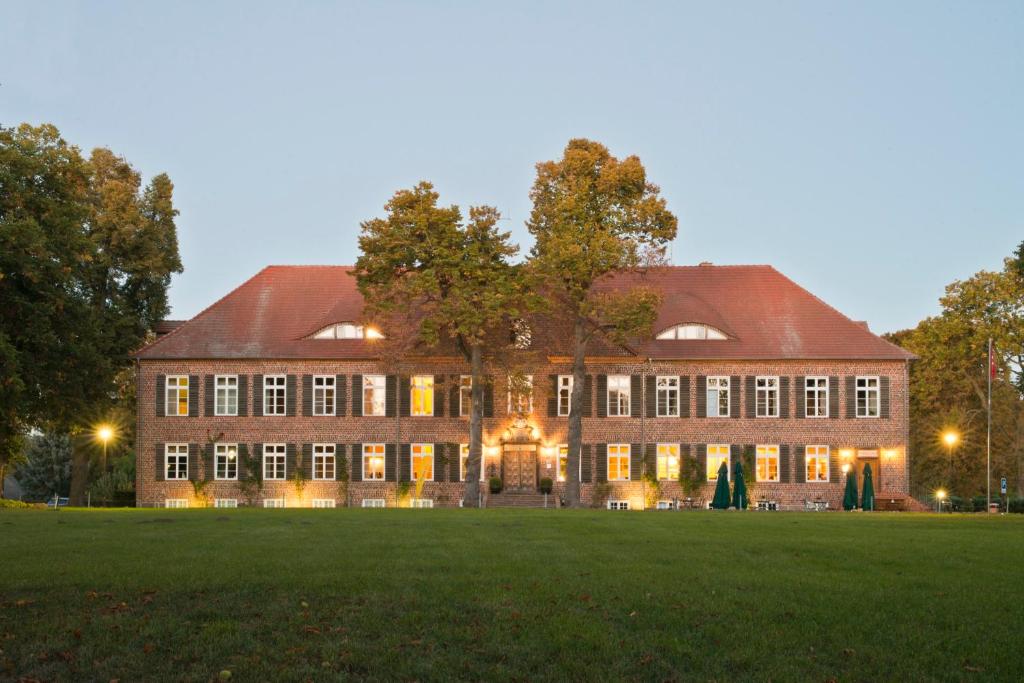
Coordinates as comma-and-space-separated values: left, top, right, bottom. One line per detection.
411, 375, 434, 416
607, 444, 630, 481
657, 444, 680, 480
706, 444, 730, 481
412, 443, 434, 481
363, 444, 385, 480
806, 445, 830, 482
166, 375, 189, 416
557, 445, 569, 482
756, 445, 780, 482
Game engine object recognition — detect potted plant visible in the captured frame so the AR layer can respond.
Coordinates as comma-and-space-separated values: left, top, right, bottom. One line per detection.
489, 477, 503, 494
539, 477, 553, 495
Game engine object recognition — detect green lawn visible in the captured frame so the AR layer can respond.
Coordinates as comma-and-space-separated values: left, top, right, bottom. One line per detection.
1, 510, 1022, 682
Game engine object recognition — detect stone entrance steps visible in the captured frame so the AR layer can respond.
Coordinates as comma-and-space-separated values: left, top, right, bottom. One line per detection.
486, 492, 555, 509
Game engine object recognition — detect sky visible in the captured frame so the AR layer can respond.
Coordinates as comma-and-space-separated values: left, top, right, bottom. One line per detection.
2, 1, 1021, 334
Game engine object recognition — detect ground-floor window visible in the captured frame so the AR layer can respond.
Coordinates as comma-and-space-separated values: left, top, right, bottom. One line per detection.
756, 444, 780, 482
214, 498, 238, 508
411, 443, 434, 481
657, 443, 680, 480
215, 444, 238, 480
165, 444, 188, 480
410, 498, 434, 508
362, 444, 385, 480
607, 500, 630, 510
263, 498, 285, 508
263, 444, 286, 480
656, 500, 676, 510
164, 499, 188, 508
311, 498, 336, 508
806, 445, 830, 482
607, 444, 630, 481
706, 444, 730, 481
313, 444, 336, 480
362, 498, 386, 508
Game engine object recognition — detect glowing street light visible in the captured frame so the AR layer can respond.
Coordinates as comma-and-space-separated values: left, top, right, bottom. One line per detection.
942, 430, 959, 492
935, 488, 947, 513
95, 424, 116, 473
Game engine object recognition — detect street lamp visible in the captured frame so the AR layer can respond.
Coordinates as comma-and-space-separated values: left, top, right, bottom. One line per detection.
935, 488, 946, 513
96, 424, 115, 473
942, 431, 959, 492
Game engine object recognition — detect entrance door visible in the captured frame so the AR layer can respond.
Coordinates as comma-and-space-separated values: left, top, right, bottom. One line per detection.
855, 451, 881, 497
502, 445, 537, 491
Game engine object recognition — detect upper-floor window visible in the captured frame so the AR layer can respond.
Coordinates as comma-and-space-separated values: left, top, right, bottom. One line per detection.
215, 443, 238, 480
706, 444, 730, 481
756, 445, 780, 482
656, 376, 679, 417
411, 375, 434, 416
756, 376, 779, 417
607, 444, 630, 481
311, 322, 384, 339
263, 443, 286, 480
313, 444, 335, 480
215, 375, 238, 416
263, 375, 286, 416
459, 375, 472, 417
363, 443, 385, 480
313, 375, 335, 416
655, 323, 727, 340
657, 443, 680, 480
363, 375, 386, 416
806, 445, 830, 482
166, 375, 189, 416
557, 375, 573, 416
508, 375, 533, 415
411, 443, 434, 481
165, 443, 188, 480
707, 376, 729, 417
607, 375, 630, 416
805, 377, 828, 418
856, 377, 879, 418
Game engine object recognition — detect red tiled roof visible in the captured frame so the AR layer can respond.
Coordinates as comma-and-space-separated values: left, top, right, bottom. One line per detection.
136, 265, 914, 361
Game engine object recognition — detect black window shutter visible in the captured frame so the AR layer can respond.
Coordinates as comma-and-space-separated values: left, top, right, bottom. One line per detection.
680, 444, 691, 474
781, 445, 792, 483
252, 375, 263, 416
483, 378, 494, 418
845, 376, 856, 418
252, 443, 263, 479
399, 377, 411, 417
385, 443, 397, 481
596, 375, 607, 418
237, 444, 249, 479
880, 376, 891, 418
434, 443, 447, 482
384, 375, 396, 417
204, 443, 214, 479
795, 445, 806, 483
630, 443, 643, 480
238, 375, 248, 416
352, 374, 363, 416
695, 375, 707, 417
645, 443, 656, 476
828, 376, 839, 419
581, 445, 592, 482
828, 447, 841, 483
336, 375, 347, 417
399, 444, 411, 481
745, 376, 756, 418
286, 375, 297, 416
351, 443, 363, 482
302, 443, 313, 479
286, 443, 296, 478
630, 375, 642, 417
188, 375, 199, 416
730, 445, 742, 477
729, 375, 741, 419
204, 375, 215, 416
645, 375, 656, 418
302, 375, 313, 416
547, 375, 558, 417
156, 375, 166, 417
795, 376, 806, 418
154, 443, 165, 481
595, 444, 607, 482
433, 375, 445, 417
779, 377, 790, 419
582, 375, 593, 416
696, 444, 707, 479
188, 443, 200, 481
448, 443, 460, 481
449, 376, 460, 418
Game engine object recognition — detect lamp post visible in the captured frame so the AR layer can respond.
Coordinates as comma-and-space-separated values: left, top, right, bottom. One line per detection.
96, 425, 115, 473
942, 431, 959, 493
935, 488, 946, 513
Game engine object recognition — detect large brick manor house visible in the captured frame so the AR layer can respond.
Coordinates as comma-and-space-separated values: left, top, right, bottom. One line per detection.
135, 263, 913, 510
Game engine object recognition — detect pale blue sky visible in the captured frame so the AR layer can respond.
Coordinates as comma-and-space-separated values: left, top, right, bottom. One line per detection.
2, 1, 1021, 333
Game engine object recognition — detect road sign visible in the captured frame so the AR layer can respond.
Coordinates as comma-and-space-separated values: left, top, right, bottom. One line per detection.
1000, 478, 1007, 495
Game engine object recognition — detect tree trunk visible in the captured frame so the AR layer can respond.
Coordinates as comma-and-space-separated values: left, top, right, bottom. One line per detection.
565, 318, 588, 508
68, 435, 91, 506
462, 343, 485, 508
0, 463, 6, 498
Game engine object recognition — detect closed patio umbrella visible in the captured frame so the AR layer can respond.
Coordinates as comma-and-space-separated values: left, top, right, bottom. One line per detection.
861, 462, 875, 512
843, 468, 858, 510
711, 462, 731, 509
731, 458, 748, 510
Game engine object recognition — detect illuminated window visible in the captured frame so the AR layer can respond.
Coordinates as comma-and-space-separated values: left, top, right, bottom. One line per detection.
805, 377, 828, 418
607, 444, 630, 481
362, 444, 385, 480
411, 375, 434, 416
458, 444, 486, 482
655, 323, 727, 340
856, 377, 879, 418
656, 376, 679, 417
806, 445, 830, 482
557, 375, 573, 416
312, 499, 336, 508
459, 375, 472, 417
557, 444, 568, 482
508, 375, 533, 415
607, 500, 630, 510
165, 375, 189, 416
313, 376, 335, 416
263, 444, 286, 480
756, 445, 780, 483
263, 375, 286, 416
656, 443, 680, 481
756, 377, 779, 417
707, 376, 729, 417
607, 375, 630, 416
215, 375, 238, 416
215, 443, 238, 480
313, 444, 335, 480
214, 499, 237, 508
164, 499, 188, 508
363, 375, 386, 416
706, 444, 730, 482
165, 443, 188, 480
411, 443, 434, 481
311, 322, 384, 339
263, 498, 285, 508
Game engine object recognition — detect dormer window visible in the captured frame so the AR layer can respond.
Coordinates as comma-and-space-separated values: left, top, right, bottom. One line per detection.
655, 323, 727, 340
310, 323, 384, 340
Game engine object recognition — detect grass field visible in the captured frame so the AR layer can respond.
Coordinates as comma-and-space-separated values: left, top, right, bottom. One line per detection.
1, 509, 1023, 682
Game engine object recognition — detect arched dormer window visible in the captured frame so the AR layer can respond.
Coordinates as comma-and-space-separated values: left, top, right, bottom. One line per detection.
655, 323, 728, 340
310, 322, 384, 340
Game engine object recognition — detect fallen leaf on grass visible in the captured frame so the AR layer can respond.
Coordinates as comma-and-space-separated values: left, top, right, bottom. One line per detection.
142, 643, 155, 654
963, 665, 983, 673
13, 600, 34, 608
303, 626, 321, 634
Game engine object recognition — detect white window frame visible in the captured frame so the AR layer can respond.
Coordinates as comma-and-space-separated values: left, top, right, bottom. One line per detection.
165, 443, 189, 480
706, 444, 731, 482
214, 498, 237, 508
313, 375, 336, 416
362, 443, 385, 481
707, 376, 730, 417
806, 445, 830, 482
805, 376, 828, 418
411, 443, 434, 482
313, 443, 336, 480
312, 498, 336, 508
507, 374, 533, 415
756, 376, 780, 418
214, 375, 238, 416
656, 376, 679, 417
361, 498, 386, 508
607, 443, 630, 482
607, 375, 631, 417
557, 375, 573, 416
215, 443, 238, 481
263, 374, 286, 416
263, 443, 286, 481
656, 500, 676, 510
410, 498, 434, 508
263, 498, 285, 508
607, 500, 630, 510
459, 375, 472, 417
164, 499, 188, 508
856, 376, 880, 418
363, 374, 386, 417
410, 375, 434, 417
656, 443, 681, 481
756, 444, 780, 483
165, 375, 189, 417
656, 323, 727, 340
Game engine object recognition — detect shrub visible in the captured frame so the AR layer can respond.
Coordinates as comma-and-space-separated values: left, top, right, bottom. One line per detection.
947, 495, 965, 512
971, 496, 989, 512
0, 499, 38, 509
489, 477, 502, 494
1008, 497, 1024, 514
539, 478, 553, 495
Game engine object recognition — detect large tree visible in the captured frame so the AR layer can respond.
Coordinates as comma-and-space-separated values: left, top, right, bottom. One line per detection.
0, 123, 181, 501
353, 182, 526, 507
526, 139, 677, 507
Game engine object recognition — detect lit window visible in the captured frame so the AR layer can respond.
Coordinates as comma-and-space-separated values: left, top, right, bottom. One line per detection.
313, 376, 335, 416
214, 498, 237, 508
263, 498, 285, 508
215, 443, 238, 480
165, 375, 189, 416
806, 445, 830, 482
557, 444, 568, 482
557, 375, 573, 416
756, 377, 779, 418
508, 374, 533, 415
607, 444, 630, 481
411, 443, 434, 481
215, 375, 238, 416
656, 376, 679, 417
656, 443, 680, 481
707, 376, 729, 417
164, 499, 188, 508
805, 377, 828, 418
312, 499, 336, 508
362, 444, 385, 480
263, 375, 286, 416
756, 445, 780, 483
165, 443, 188, 480
459, 375, 472, 417
607, 500, 630, 510
458, 444, 486, 482
655, 324, 727, 340
363, 375, 386, 416
411, 375, 434, 416
706, 444, 730, 481
311, 322, 384, 339
313, 444, 336, 480
607, 375, 630, 416
361, 498, 386, 508
856, 377, 879, 418
263, 444, 286, 480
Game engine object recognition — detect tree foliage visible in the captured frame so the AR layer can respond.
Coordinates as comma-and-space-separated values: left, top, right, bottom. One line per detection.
14, 432, 72, 502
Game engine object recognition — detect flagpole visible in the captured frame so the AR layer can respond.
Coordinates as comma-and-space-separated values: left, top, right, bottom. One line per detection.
987, 338, 992, 511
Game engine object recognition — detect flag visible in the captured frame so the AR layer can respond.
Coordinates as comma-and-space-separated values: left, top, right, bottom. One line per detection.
989, 338, 996, 380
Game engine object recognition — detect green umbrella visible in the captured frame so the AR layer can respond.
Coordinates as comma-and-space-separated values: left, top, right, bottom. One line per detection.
861, 462, 875, 512
731, 458, 748, 510
843, 467, 859, 510
711, 462, 731, 509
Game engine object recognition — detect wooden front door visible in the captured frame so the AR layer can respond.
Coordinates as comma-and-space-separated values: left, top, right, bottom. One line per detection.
502, 445, 537, 491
